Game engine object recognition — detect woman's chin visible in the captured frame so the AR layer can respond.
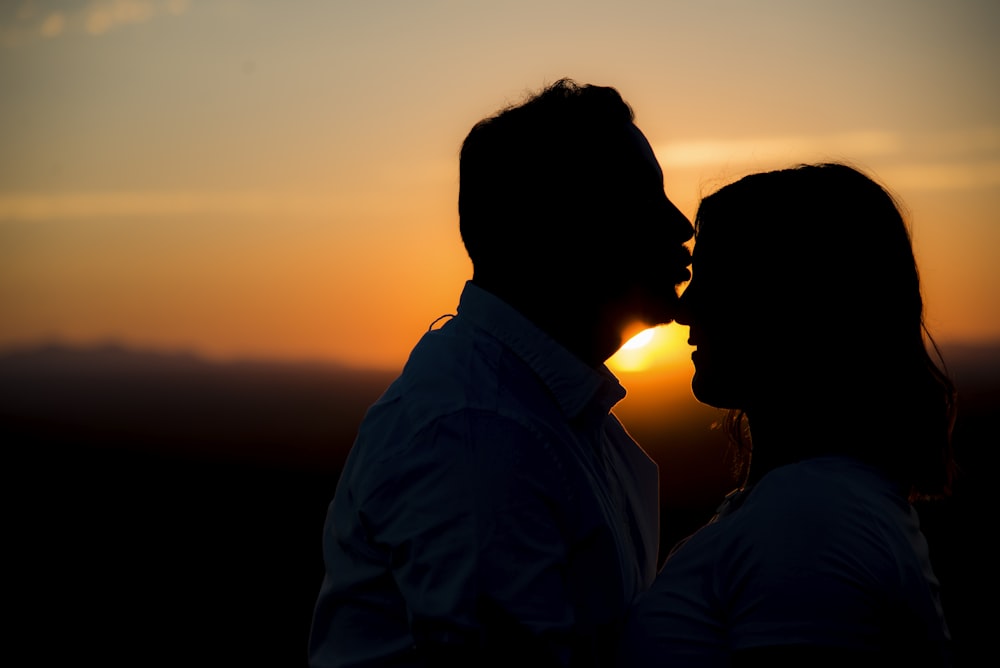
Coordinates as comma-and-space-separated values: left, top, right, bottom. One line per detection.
691, 372, 741, 410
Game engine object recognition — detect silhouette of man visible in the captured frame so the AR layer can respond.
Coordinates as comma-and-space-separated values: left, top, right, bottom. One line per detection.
308, 78, 694, 668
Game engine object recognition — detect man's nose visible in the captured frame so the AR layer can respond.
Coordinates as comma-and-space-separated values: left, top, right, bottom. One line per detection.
665, 198, 694, 243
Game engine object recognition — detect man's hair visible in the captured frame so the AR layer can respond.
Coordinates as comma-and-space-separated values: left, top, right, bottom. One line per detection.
458, 78, 636, 271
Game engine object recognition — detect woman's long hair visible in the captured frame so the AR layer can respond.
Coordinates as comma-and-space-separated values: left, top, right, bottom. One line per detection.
696, 163, 956, 501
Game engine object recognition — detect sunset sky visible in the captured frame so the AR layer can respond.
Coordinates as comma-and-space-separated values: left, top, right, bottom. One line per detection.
2, 0, 998, 376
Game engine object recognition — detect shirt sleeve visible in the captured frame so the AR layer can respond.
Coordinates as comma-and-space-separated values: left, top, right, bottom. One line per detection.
357, 408, 580, 667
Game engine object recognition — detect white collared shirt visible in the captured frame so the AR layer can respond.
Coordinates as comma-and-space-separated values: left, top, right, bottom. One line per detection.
308, 281, 659, 667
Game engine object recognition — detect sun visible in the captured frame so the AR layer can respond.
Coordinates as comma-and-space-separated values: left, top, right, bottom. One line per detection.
607, 324, 692, 373
621, 328, 655, 350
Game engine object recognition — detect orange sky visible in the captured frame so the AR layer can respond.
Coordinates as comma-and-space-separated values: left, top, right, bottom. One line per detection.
1, 0, 998, 376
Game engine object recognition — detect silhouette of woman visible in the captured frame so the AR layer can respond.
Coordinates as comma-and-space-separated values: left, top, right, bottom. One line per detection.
620, 163, 956, 667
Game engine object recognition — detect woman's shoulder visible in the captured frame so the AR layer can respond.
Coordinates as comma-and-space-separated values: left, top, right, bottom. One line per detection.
749, 455, 905, 509
730, 456, 918, 562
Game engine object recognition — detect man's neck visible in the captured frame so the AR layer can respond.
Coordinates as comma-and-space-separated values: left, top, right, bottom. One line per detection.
471, 277, 624, 368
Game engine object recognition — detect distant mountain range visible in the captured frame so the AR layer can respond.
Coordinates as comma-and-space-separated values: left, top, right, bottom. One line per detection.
1, 338, 996, 480
0, 342, 398, 471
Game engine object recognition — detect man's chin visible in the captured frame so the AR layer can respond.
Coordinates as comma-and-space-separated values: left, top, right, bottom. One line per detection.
641, 295, 682, 327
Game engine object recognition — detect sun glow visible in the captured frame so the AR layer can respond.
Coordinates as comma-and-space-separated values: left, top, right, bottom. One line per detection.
608, 324, 693, 374
621, 328, 655, 350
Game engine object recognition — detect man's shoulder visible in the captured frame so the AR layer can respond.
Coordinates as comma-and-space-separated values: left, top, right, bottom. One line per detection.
395, 320, 551, 408
392, 323, 499, 397
404, 321, 488, 372
348, 328, 561, 490
361, 323, 505, 427
355, 320, 570, 459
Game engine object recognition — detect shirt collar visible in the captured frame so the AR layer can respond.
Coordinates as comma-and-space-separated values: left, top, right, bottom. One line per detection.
456, 281, 626, 420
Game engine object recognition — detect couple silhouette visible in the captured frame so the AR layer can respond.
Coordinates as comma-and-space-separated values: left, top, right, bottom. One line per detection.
308, 79, 955, 668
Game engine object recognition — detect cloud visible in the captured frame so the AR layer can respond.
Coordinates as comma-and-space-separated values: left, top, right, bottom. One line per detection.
916, 126, 1000, 158
39, 11, 65, 38
879, 160, 1000, 191
85, 0, 158, 36
655, 131, 902, 168
0, 191, 363, 222
654, 127, 1000, 192
2, 0, 191, 45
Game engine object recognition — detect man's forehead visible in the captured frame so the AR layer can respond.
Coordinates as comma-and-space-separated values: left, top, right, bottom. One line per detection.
625, 123, 664, 181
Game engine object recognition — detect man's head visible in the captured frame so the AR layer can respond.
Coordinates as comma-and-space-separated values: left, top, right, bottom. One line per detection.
458, 79, 693, 361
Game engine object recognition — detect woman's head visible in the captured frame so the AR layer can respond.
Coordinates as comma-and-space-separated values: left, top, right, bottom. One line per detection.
679, 163, 955, 498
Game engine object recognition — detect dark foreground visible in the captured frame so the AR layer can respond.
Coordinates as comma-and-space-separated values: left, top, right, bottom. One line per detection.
3, 344, 993, 666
